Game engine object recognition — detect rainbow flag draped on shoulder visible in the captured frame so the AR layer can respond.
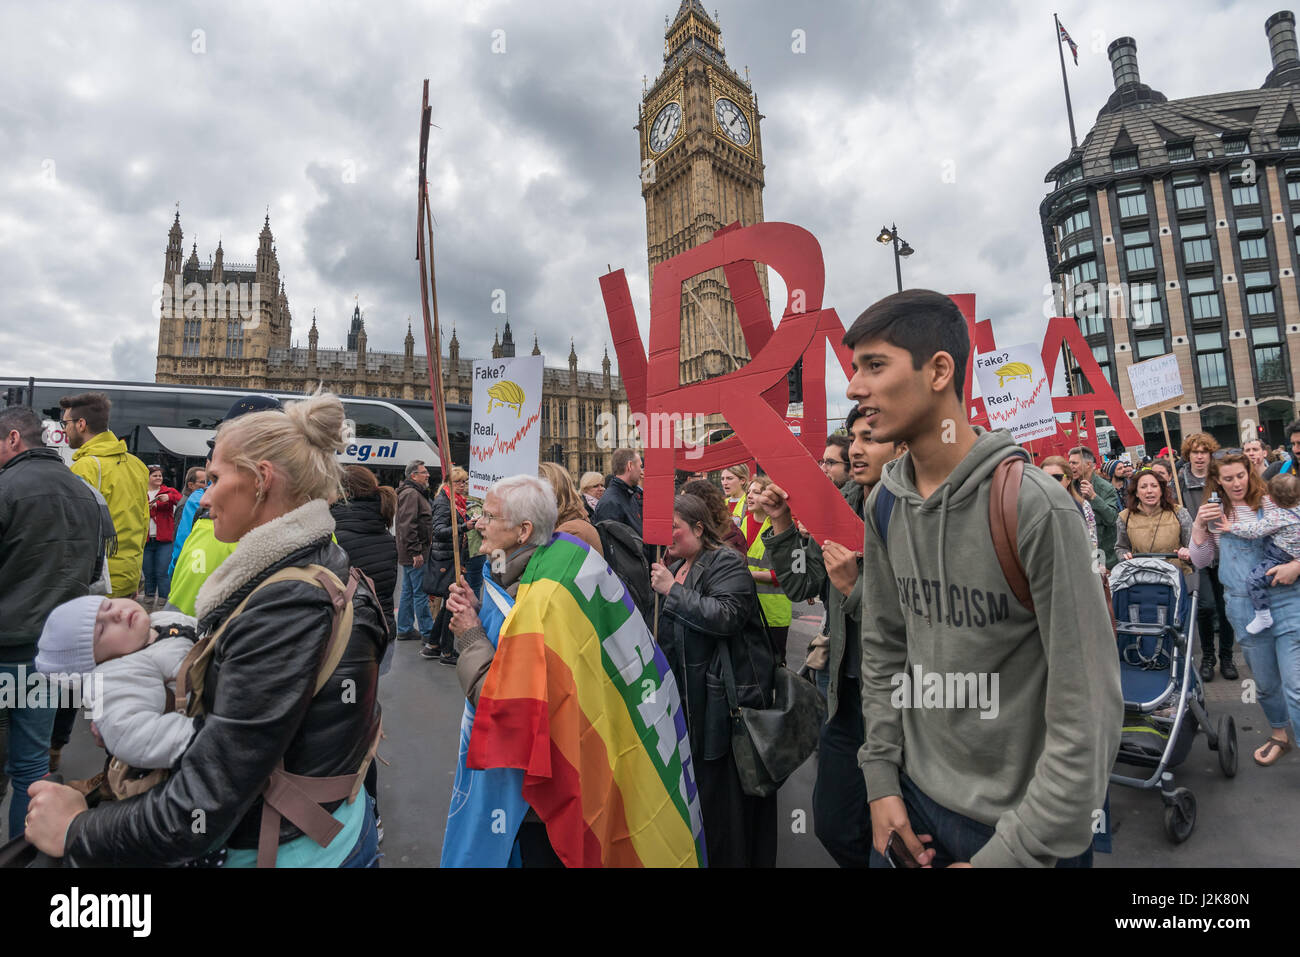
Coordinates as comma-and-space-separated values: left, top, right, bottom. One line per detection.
466, 532, 706, 867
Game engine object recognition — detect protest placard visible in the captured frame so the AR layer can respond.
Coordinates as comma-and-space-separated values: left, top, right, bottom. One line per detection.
468, 355, 543, 499
1126, 352, 1184, 415
972, 342, 1056, 442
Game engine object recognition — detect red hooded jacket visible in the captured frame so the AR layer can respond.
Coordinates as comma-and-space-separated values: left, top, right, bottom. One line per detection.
148, 484, 183, 542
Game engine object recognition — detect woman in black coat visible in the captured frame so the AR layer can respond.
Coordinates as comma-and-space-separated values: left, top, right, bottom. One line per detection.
423, 467, 470, 663
332, 466, 398, 637
650, 494, 777, 868
26, 393, 387, 866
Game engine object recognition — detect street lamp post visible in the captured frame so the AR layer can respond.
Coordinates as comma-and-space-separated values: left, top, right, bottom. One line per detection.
876, 223, 915, 293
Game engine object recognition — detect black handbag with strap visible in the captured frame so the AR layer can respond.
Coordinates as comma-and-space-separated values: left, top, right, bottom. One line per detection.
718, 609, 826, 798
421, 549, 456, 598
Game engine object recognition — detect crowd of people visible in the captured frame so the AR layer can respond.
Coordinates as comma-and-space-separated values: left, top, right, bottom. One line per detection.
3, 290, 1300, 868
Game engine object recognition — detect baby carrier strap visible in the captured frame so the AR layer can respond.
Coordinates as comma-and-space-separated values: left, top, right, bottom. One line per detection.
170, 563, 383, 866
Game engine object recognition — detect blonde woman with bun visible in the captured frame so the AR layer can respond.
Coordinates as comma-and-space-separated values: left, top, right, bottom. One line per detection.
721, 463, 750, 526
26, 392, 390, 868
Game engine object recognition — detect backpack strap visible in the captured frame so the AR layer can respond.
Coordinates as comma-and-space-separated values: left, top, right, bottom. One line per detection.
873, 485, 896, 546
175, 564, 347, 716
989, 456, 1034, 613
255, 565, 383, 868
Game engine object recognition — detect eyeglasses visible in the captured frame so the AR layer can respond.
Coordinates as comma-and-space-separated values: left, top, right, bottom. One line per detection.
479, 510, 507, 524
59, 417, 80, 428
1046, 472, 1069, 483
818, 458, 848, 468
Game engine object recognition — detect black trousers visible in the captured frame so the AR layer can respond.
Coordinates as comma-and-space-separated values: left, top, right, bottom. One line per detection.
1198, 565, 1235, 659
812, 677, 872, 867
517, 821, 564, 867
695, 750, 778, 867
50, 705, 78, 750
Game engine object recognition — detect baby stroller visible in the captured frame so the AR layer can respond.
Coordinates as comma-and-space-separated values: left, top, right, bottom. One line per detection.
1108, 555, 1238, 844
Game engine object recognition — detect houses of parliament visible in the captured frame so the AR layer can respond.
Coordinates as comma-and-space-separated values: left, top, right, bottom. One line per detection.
155, 1, 772, 477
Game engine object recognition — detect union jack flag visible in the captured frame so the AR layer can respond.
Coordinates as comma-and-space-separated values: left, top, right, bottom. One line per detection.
1058, 21, 1078, 65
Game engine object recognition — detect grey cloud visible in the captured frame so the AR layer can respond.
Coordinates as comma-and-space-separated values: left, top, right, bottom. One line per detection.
0, 0, 1279, 389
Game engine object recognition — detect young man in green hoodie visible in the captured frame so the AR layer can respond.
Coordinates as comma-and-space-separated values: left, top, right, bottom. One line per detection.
846, 290, 1122, 868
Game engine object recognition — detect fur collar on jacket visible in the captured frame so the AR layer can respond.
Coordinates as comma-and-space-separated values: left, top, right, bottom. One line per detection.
195, 498, 335, 622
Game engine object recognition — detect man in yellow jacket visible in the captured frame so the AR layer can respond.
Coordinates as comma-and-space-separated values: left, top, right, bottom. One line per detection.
59, 392, 149, 599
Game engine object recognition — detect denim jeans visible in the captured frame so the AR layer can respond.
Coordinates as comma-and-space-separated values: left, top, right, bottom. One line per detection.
142, 539, 172, 600
397, 564, 433, 637
812, 677, 871, 867
868, 773, 1093, 868
1219, 527, 1300, 735
340, 793, 381, 868
0, 662, 56, 841
1234, 608, 1300, 735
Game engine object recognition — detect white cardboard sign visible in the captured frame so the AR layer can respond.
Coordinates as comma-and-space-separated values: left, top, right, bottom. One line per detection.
973, 342, 1057, 442
1126, 352, 1184, 415
468, 355, 544, 499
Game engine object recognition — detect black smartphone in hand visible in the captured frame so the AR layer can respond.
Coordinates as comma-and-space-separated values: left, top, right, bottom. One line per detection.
885, 830, 921, 869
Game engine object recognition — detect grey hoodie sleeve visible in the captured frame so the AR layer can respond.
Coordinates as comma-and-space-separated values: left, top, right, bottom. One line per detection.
970, 496, 1123, 868
857, 487, 909, 803
763, 524, 826, 602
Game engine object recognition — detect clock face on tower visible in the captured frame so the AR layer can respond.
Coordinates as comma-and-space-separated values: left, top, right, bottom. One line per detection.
649, 101, 683, 153
714, 97, 751, 146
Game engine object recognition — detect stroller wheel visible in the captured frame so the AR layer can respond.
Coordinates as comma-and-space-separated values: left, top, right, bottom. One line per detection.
1217, 715, 1238, 778
1163, 788, 1196, 844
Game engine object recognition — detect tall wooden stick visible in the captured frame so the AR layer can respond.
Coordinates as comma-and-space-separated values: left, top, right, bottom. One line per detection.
653, 544, 662, 643
416, 80, 461, 584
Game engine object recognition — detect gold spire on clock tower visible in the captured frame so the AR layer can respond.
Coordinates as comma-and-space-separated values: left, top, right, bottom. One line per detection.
638, 1, 767, 389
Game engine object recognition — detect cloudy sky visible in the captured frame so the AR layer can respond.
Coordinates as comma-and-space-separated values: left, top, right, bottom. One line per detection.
0, 0, 1285, 419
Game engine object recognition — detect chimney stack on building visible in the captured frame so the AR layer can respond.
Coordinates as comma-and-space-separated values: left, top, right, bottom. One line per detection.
1264, 11, 1300, 86
1267, 11, 1299, 69
1107, 37, 1141, 89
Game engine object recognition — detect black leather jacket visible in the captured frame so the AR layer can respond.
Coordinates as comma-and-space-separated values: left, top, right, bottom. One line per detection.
656, 546, 775, 763
63, 537, 388, 866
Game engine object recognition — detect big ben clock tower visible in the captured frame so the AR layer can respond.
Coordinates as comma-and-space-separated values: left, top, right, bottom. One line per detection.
638, 2, 767, 388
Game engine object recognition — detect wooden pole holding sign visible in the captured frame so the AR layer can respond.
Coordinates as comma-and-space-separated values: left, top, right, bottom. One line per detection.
1126, 353, 1187, 512
416, 80, 461, 585
1160, 410, 1183, 509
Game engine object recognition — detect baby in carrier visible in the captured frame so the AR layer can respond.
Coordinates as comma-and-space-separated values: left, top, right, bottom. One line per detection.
1221, 473, 1300, 635
35, 596, 199, 791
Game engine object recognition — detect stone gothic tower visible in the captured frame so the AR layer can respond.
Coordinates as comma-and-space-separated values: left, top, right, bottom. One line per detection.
500, 318, 516, 358
638, 1, 767, 386
155, 210, 294, 388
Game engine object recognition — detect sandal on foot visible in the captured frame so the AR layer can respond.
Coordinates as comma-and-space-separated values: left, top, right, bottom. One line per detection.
1253, 737, 1292, 766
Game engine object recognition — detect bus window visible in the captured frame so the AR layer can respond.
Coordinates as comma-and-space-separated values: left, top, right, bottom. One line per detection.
343, 401, 420, 442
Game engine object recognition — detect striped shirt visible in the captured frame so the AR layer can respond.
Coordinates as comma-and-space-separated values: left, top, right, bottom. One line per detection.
1189, 497, 1299, 567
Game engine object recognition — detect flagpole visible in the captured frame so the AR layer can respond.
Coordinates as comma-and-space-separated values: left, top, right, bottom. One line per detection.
1054, 13, 1079, 150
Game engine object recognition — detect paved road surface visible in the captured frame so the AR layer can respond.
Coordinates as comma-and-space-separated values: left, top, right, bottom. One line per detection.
7, 605, 1297, 866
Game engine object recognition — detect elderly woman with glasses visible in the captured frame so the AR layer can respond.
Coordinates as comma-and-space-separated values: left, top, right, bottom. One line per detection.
442, 474, 561, 865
